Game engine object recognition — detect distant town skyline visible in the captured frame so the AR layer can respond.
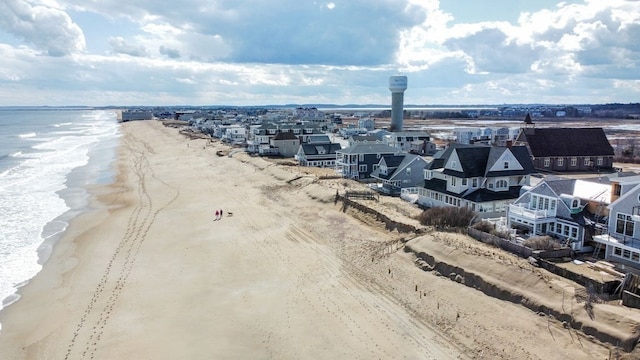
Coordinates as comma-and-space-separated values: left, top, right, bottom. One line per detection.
0, 1, 638, 106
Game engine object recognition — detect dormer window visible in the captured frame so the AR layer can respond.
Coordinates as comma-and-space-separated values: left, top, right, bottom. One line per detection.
504, 161, 509, 169
425, 170, 433, 180
571, 199, 579, 209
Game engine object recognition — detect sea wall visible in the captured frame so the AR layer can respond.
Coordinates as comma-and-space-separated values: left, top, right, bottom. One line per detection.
406, 245, 639, 352
335, 193, 423, 234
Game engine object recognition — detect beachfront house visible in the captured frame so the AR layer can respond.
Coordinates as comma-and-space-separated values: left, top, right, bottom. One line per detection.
295, 135, 342, 168
270, 131, 300, 158
401, 144, 535, 217
336, 143, 404, 180
507, 177, 615, 252
592, 175, 640, 269
370, 154, 428, 196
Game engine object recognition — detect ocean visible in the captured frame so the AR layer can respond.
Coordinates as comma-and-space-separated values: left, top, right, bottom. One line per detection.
0, 108, 120, 319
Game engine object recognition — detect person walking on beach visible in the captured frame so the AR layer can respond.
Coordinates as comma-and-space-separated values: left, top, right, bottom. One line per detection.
214, 210, 219, 221
219, 209, 223, 219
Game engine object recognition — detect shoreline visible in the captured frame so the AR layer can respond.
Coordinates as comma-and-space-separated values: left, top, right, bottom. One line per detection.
0, 120, 636, 359
0, 121, 119, 315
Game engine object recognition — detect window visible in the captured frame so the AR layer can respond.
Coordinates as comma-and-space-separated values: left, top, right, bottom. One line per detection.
557, 158, 564, 166
451, 177, 457, 186
425, 170, 432, 180
570, 158, 577, 166
358, 154, 365, 161
544, 158, 550, 167
495, 179, 508, 189
504, 161, 509, 169
358, 164, 367, 172
597, 157, 603, 166
462, 178, 468, 186
572, 199, 579, 208
531, 195, 557, 215
406, 168, 411, 176
472, 178, 478, 187
616, 213, 635, 237
584, 158, 590, 166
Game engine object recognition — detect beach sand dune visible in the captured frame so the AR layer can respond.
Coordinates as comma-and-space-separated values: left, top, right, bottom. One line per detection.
0, 120, 630, 359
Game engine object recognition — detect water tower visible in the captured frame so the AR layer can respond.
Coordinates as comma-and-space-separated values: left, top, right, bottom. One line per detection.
388, 75, 407, 132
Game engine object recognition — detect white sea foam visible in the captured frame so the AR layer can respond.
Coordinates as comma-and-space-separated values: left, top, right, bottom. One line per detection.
9, 151, 25, 158
17, 132, 36, 138
0, 110, 119, 315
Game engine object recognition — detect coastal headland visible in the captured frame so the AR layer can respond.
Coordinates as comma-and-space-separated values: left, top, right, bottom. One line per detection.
0, 120, 638, 359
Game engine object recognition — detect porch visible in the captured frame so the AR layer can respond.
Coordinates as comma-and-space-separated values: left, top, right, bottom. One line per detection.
593, 234, 640, 268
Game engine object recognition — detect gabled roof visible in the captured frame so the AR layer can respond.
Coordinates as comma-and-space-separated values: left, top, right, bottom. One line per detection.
428, 143, 534, 178
300, 143, 341, 156
371, 154, 426, 181
520, 128, 614, 157
425, 144, 473, 170
380, 154, 405, 168
445, 146, 491, 177
485, 146, 536, 177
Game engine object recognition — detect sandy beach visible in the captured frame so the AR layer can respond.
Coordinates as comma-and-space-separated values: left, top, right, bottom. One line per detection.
0, 120, 636, 359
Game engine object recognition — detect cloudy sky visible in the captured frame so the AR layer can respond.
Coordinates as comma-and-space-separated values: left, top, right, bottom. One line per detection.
0, 0, 639, 106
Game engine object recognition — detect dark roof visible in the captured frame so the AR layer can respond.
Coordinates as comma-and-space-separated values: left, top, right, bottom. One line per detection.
381, 155, 405, 168
300, 143, 341, 155
426, 143, 473, 170
444, 146, 491, 177
273, 131, 299, 141
371, 155, 407, 180
485, 146, 536, 177
524, 113, 533, 124
521, 128, 614, 157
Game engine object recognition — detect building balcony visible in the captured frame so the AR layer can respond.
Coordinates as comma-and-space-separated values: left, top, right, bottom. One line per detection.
508, 204, 555, 220
593, 234, 640, 251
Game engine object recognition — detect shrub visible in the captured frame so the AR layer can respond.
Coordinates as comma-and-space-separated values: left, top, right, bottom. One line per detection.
522, 235, 562, 250
417, 206, 476, 229
472, 220, 495, 233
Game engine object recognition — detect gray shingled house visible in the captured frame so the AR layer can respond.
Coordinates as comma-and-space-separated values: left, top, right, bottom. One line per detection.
336, 143, 403, 180
369, 154, 428, 195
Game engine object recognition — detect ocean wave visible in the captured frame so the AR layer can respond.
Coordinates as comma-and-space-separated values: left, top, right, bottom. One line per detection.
18, 132, 36, 138
53, 122, 73, 128
9, 151, 26, 158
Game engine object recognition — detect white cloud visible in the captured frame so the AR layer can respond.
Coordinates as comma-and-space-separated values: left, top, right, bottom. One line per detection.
0, 0, 638, 105
0, 0, 85, 56
108, 36, 147, 57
